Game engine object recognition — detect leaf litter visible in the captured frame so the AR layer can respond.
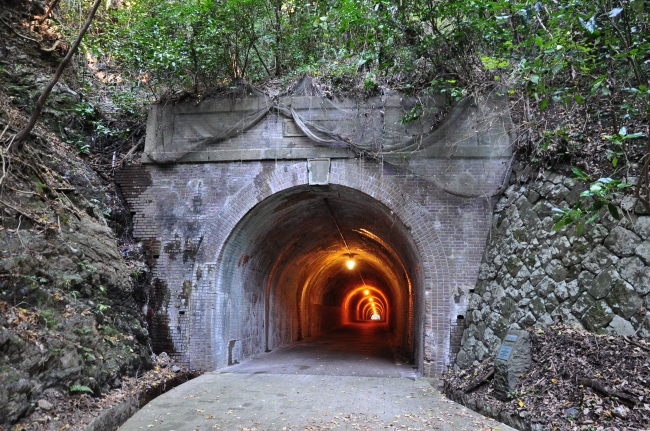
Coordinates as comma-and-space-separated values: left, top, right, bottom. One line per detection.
445, 325, 650, 430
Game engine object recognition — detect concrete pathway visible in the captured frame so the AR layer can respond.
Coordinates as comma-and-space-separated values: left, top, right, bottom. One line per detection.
227, 322, 416, 378
119, 324, 515, 431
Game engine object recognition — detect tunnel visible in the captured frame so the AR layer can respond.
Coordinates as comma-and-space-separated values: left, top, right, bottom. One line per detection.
214, 184, 424, 372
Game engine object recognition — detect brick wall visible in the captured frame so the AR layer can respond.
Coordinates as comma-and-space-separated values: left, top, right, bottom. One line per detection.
116, 154, 509, 377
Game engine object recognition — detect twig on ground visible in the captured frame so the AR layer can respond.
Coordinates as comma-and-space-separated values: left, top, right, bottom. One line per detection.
16, 215, 27, 249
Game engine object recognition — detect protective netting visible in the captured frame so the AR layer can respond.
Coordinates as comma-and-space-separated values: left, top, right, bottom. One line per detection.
147, 76, 514, 198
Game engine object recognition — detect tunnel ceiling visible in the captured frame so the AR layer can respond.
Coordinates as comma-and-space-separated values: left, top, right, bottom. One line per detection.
243, 185, 414, 301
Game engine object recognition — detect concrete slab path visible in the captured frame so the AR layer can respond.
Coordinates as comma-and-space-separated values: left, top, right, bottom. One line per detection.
119, 324, 515, 431
226, 322, 416, 378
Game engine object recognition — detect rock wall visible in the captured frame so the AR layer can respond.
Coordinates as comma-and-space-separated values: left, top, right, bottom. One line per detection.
456, 165, 650, 368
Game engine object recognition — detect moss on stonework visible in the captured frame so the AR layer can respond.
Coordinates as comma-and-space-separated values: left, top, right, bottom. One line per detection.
525, 253, 537, 271
493, 317, 509, 339
513, 229, 525, 241
501, 297, 516, 320
506, 257, 523, 276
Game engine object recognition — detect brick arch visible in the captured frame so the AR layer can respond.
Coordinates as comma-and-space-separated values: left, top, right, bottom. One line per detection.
190, 160, 452, 377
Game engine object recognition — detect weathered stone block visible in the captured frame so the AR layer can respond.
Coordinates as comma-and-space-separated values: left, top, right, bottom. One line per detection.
635, 240, 650, 266
519, 311, 536, 327
566, 280, 580, 299
572, 292, 596, 318
588, 267, 620, 299
513, 265, 531, 287
617, 256, 650, 289
545, 259, 567, 282
527, 190, 541, 204
545, 293, 559, 313
536, 312, 554, 326
582, 245, 619, 273
536, 276, 556, 297
582, 300, 615, 331
478, 263, 497, 281
562, 237, 591, 267
634, 216, 650, 239
607, 279, 643, 319
577, 270, 595, 291
550, 303, 583, 328
529, 297, 546, 318
529, 268, 546, 286
506, 257, 524, 276
554, 281, 570, 301
604, 226, 641, 257
607, 315, 636, 336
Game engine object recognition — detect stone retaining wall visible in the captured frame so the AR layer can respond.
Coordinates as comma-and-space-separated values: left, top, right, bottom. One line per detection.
456, 165, 650, 368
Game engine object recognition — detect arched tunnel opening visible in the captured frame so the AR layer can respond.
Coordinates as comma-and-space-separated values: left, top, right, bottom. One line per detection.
214, 184, 424, 373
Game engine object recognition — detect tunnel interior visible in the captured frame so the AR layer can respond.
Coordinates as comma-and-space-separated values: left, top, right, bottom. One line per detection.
214, 184, 424, 371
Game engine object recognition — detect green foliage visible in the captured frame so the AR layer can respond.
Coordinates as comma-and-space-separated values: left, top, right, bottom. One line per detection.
78, 0, 649, 223
69, 384, 93, 394
552, 168, 632, 234
603, 127, 646, 167
77, 260, 96, 272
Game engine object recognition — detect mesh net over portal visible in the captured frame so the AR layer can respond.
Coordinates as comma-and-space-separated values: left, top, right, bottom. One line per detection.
146, 76, 514, 198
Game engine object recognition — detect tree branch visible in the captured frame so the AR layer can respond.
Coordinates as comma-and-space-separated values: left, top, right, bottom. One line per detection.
14, 0, 103, 146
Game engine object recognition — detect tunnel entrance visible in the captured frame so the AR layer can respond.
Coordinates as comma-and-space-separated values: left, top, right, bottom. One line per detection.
215, 184, 423, 373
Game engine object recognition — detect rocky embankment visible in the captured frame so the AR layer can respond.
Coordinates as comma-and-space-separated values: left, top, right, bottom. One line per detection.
457, 165, 650, 369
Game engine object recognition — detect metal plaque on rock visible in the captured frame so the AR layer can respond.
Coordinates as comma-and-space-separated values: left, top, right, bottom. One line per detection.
496, 345, 513, 361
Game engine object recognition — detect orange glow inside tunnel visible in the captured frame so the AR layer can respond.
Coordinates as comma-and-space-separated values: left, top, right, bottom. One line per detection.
343, 286, 389, 322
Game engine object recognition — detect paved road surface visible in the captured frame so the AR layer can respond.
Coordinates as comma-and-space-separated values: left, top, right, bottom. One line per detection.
119, 323, 514, 431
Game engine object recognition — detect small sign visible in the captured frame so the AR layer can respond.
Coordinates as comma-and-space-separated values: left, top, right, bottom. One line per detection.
505, 334, 518, 342
308, 158, 331, 185
496, 345, 513, 361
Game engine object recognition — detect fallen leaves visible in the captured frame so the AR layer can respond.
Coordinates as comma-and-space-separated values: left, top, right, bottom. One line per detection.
445, 325, 650, 430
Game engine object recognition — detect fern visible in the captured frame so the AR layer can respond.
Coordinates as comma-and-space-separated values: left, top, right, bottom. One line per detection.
69, 384, 93, 394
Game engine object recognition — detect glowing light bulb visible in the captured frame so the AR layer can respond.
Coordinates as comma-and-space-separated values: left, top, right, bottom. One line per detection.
364, 289, 369, 295
346, 258, 355, 270
369, 298, 373, 302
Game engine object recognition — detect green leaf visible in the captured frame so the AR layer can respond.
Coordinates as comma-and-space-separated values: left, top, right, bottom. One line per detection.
553, 219, 568, 231
571, 167, 588, 180
579, 16, 597, 33
70, 384, 93, 394
540, 99, 549, 110
576, 221, 584, 235
530, 74, 540, 84
608, 203, 621, 220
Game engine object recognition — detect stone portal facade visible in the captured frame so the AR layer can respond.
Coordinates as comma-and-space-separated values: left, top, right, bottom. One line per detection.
116, 91, 513, 377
